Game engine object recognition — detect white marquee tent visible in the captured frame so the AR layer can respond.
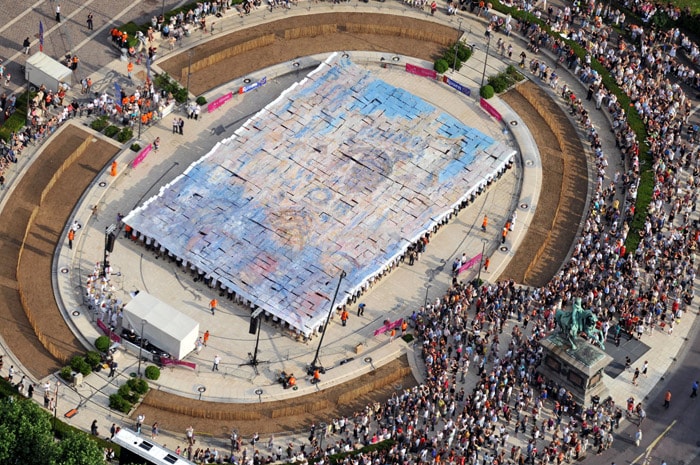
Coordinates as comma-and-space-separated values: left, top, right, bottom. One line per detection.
122, 292, 199, 360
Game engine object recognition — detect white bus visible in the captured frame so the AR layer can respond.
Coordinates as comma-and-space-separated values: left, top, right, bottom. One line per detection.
112, 428, 196, 465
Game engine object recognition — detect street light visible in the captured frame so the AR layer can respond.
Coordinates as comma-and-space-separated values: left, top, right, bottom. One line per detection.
53, 381, 61, 432
452, 42, 459, 74
476, 238, 488, 285
137, 319, 147, 376
161, 0, 166, 18
308, 270, 346, 375
102, 224, 116, 278
452, 19, 463, 74
480, 30, 492, 87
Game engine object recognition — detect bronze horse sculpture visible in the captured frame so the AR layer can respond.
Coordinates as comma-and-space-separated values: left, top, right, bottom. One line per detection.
554, 297, 605, 350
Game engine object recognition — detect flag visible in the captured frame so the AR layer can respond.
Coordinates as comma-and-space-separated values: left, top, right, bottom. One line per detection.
114, 81, 122, 100
39, 21, 44, 52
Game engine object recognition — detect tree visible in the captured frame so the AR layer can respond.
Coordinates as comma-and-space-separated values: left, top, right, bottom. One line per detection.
0, 396, 107, 465
52, 430, 106, 465
0, 397, 55, 464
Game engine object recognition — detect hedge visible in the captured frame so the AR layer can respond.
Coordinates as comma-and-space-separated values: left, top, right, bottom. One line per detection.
117, 127, 134, 143
480, 85, 495, 99
0, 91, 30, 143
95, 336, 110, 352
144, 365, 161, 380
434, 58, 449, 74
104, 125, 120, 138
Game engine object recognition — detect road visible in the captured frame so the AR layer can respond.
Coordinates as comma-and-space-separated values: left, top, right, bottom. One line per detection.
588, 312, 700, 465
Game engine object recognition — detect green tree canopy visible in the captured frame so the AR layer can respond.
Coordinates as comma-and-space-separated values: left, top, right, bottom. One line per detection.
0, 397, 107, 465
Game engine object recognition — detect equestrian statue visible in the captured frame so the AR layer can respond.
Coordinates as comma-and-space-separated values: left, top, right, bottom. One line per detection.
554, 297, 606, 350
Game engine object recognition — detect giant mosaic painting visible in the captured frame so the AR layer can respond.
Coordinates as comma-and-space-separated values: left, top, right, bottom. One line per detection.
124, 54, 515, 336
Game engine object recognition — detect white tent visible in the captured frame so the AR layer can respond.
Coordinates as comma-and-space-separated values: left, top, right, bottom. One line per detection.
122, 292, 199, 360
24, 52, 72, 93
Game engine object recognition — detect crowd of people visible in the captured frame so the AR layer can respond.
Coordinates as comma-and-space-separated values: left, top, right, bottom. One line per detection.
0, 0, 698, 464
212, 1, 698, 465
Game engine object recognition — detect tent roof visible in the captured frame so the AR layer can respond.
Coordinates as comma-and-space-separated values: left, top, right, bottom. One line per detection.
123, 292, 198, 340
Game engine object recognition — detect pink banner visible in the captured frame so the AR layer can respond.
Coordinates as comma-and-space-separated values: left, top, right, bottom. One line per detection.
457, 253, 482, 275
161, 358, 197, 370
374, 318, 404, 337
96, 319, 122, 343
131, 143, 153, 168
207, 92, 233, 113
480, 98, 502, 121
405, 63, 437, 79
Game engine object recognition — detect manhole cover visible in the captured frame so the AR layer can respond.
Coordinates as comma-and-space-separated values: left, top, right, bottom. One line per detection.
254, 388, 263, 395
510, 120, 518, 126
60, 267, 69, 274
197, 386, 206, 393
98, 181, 107, 187
292, 62, 300, 67
392, 56, 400, 61
500, 246, 509, 252
520, 203, 528, 209
364, 357, 373, 363
243, 78, 251, 84
72, 310, 80, 316
525, 160, 533, 166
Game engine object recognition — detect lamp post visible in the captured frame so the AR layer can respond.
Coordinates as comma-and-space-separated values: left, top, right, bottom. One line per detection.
137, 319, 146, 377
308, 270, 346, 374
186, 49, 194, 105
480, 30, 492, 87
102, 224, 116, 278
452, 19, 463, 74
53, 381, 61, 432
476, 238, 488, 285
424, 283, 432, 308
161, 0, 166, 18
452, 42, 459, 74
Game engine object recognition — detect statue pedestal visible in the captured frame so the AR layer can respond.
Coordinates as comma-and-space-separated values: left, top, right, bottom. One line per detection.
539, 334, 612, 405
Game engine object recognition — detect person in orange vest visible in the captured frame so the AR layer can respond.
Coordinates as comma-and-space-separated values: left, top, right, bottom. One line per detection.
401, 320, 408, 336
67, 229, 75, 250
285, 373, 296, 389
203, 330, 210, 346
340, 309, 349, 326
481, 215, 488, 232
501, 227, 508, 244
127, 61, 134, 80
483, 256, 490, 272
209, 298, 217, 315
110, 161, 117, 177
390, 328, 396, 342
311, 369, 320, 384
